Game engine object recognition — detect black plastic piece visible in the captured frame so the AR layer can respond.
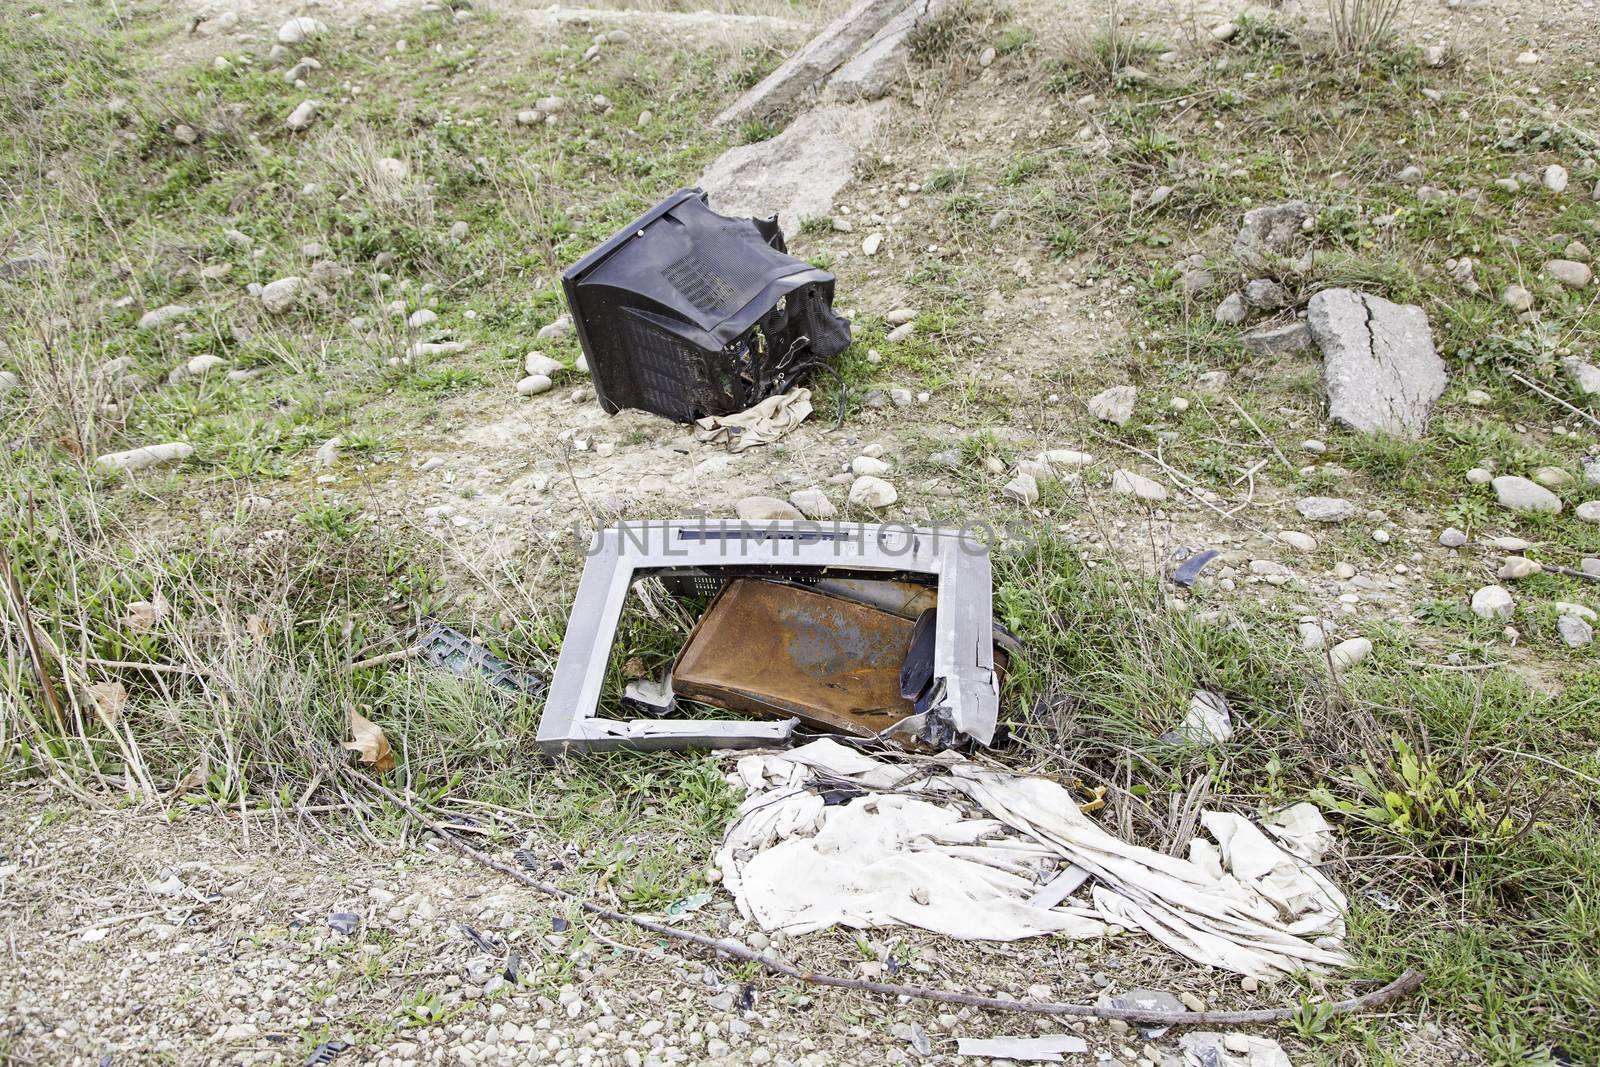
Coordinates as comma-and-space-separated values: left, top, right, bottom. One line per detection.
419, 623, 543, 699
561, 189, 851, 422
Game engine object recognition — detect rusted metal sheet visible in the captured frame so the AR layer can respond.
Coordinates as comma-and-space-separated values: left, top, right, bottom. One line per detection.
672, 578, 917, 739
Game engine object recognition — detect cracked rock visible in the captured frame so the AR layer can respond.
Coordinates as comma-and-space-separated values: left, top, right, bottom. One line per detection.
1307, 288, 1446, 438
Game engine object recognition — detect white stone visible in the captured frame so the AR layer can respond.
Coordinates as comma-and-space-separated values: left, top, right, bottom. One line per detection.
1492, 475, 1562, 515
1470, 585, 1515, 620
862, 233, 883, 256
1088, 385, 1137, 427
537, 314, 572, 340
885, 323, 914, 343
137, 304, 192, 330
848, 475, 898, 508
1542, 164, 1569, 193
1295, 496, 1356, 522
1003, 473, 1039, 504
1558, 613, 1594, 648
408, 309, 437, 328
1575, 500, 1600, 523
788, 488, 835, 519
1329, 637, 1372, 669
525, 352, 563, 377
516, 374, 553, 396
277, 16, 327, 44
95, 442, 194, 473
286, 100, 319, 131
1498, 556, 1542, 579
1040, 449, 1094, 469
1110, 469, 1167, 502
735, 496, 803, 521
1278, 530, 1317, 552
851, 456, 890, 476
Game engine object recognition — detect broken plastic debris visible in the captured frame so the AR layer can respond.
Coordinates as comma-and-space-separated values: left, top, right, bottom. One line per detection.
664, 891, 713, 918
304, 1040, 350, 1066
419, 623, 543, 698
1179, 1031, 1292, 1067
954, 1035, 1088, 1061
1171, 548, 1221, 587
327, 911, 360, 936
1163, 690, 1233, 745
562, 189, 851, 423
622, 673, 676, 716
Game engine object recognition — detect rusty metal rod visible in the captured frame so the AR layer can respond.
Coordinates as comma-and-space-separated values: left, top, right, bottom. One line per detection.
349, 769, 1424, 1026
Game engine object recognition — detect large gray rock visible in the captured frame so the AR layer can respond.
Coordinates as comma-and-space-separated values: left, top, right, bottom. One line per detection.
1562, 357, 1600, 396
1307, 289, 1446, 438
700, 102, 888, 240
828, 0, 956, 100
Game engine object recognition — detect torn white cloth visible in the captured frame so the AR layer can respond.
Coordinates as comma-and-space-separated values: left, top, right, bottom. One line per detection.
693, 387, 812, 453
717, 740, 1348, 979
955, 1035, 1088, 1061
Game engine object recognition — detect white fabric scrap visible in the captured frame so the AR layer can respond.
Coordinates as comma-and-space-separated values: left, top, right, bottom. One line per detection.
1262, 801, 1336, 863
717, 741, 1349, 979
693, 387, 812, 453
955, 1035, 1088, 1061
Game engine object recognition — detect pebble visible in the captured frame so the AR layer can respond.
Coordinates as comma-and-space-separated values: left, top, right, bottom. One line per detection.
1470, 585, 1515, 620
1371, 529, 1391, 544
735, 496, 803, 521
1004, 473, 1039, 504
1498, 556, 1542, 579
1558, 613, 1594, 648
1466, 467, 1493, 485
1088, 385, 1137, 427
788, 488, 835, 519
1464, 389, 1493, 406
1213, 291, 1247, 325
1545, 259, 1593, 288
1501, 284, 1533, 311
525, 352, 563, 377
172, 124, 198, 145
536, 96, 565, 113
1575, 500, 1600, 523
1491, 475, 1562, 514
1041, 449, 1094, 469
1278, 530, 1317, 552
1295, 496, 1356, 522
286, 100, 319, 131
261, 276, 302, 315
1110, 469, 1167, 502
137, 305, 192, 330
884, 308, 917, 325
848, 476, 898, 508
1438, 527, 1467, 548
851, 456, 890, 476
862, 233, 883, 256
1297, 619, 1331, 650
1543, 164, 1569, 193
1329, 637, 1372, 669
95, 442, 194, 473
516, 374, 553, 396
277, 16, 327, 44
537, 314, 573, 340
408, 309, 438, 329
885, 323, 914, 343
1333, 562, 1357, 579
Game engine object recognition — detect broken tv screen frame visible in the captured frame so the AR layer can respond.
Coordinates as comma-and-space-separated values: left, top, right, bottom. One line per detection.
536, 521, 1002, 754
560, 189, 851, 423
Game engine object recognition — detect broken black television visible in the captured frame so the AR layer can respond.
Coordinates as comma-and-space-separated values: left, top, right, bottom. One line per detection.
560, 188, 851, 423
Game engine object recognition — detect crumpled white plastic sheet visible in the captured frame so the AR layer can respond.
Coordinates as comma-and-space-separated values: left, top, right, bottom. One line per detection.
716, 740, 1349, 979
692, 387, 812, 453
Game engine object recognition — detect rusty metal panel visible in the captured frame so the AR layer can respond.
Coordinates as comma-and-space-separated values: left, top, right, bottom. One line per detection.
672, 579, 917, 739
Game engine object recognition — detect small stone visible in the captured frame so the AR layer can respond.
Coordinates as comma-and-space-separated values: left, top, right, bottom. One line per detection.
886, 323, 914, 343
1111, 469, 1167, 502
525, 352, 563, 377
137, 305, 192, 330
1542, 164, 1569, 193
1498, 556, 1542, 580
1566, 240, 1592, 262
1545, 259, 1593, 288
517, 109, 540, 125
1210, 20, 1238, 41
449, 221, 469, 242
536, 96, 565, 113
277, 16, 328, 44
1243, 278, 1288, 309
1471, 585, 1514, 621
516, 374, 553, 396
1040, 449, 1095, 470
788, 488, 835, 519
1491, 475, 1562, 515
862, 233, 883, 256
1329, 637, 1372, 669
376, 157, 408, 181
1240, 321, 1311, 356
1302, 439, 1327, 454
849, 476, 898, 508
95, 442, 194, 473
1279, 530, 1317, 552
172, 124, 198, 145
852, 456, 890, 476
1334, 562, 1357, 580
1088, 385, 1137, 427
1464, 389, 1493, 406
885, 308, 916, 325
1298, 619, 1331, 650
1439, 527, 1467, 548
1515, 50, 1540, 65
284, 57, 321, 83
1532, 466, 1573, 490
1422, 45, 1447, 67
1558, 614, 1594, 648
1575, 500, 1600, 523
261, 276, 302, 315
1213, 291, 1248, 325
1003, 473, 1039, 504
286, 100, 319, 131
314, 436, 342, 468
537, 314, 572, 340
1170, 396, 1190, 412
1501, 284, 1534, 311
1241, 975, 1261, 993
1295, 496, 1357, 522
1466, 467, 1493, 485
1371, 528, 1391, 544
735, 496, 803, 521
1396, 165, 1423, 184
408, 308, 438, 329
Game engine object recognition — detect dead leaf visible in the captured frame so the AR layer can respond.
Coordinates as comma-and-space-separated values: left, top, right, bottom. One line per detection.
622, 656, 646, 679
86, 681, 127, 726
123, 593, 170, 631
344, 707, 395, 773
170, 751, 210, 796
57, 434, 83, 459
246, 613, 272, 640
